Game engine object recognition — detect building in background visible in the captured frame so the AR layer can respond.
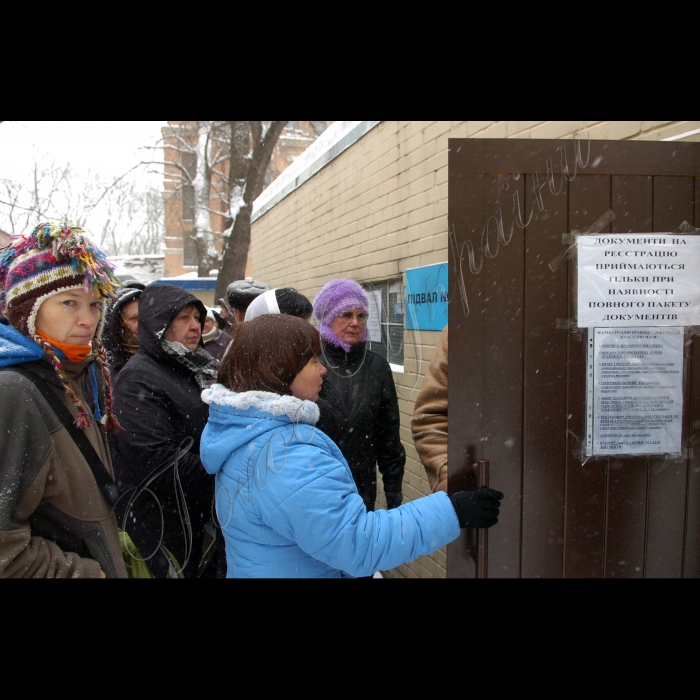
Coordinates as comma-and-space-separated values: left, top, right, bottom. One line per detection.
110, 254, 165, 285
162, 121, 331, 278
267, 121, 329, 187
248, 119, 700, 579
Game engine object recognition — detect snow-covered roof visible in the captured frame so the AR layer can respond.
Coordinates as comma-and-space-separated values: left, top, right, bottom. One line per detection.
111, 254, 165, 285
252, 121, 381, 222
165, 271, 200, 280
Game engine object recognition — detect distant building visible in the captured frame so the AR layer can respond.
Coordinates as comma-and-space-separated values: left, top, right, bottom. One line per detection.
111, 254, 165, 285
162, 121, 331, 278
266, 121, 329, 188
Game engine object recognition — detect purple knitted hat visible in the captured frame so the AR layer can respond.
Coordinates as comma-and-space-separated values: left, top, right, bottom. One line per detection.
312, 278, 369, 352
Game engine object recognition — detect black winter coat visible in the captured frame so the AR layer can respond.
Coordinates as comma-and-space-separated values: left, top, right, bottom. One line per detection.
318, 341, 405, 510
112, 285, 215, 574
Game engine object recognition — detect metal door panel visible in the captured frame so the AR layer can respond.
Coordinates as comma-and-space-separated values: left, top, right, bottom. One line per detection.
685, 325, 700, 577
520, 176, 569, 578
686, 177, 700, 577
447, 142, 485, 579
602, 176, 654, 578
448, 139, 700, 578
564, 175, 611, 578
644, 177, 697, 577
480, 174, 525, 578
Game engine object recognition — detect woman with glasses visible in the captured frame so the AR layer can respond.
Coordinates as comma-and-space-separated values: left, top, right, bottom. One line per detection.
312, 278, 405, 514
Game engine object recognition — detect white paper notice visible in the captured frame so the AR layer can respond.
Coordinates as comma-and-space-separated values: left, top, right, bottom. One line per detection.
367, 290, 382, 343
590, 328, 684, 456
577, 234, 700, 327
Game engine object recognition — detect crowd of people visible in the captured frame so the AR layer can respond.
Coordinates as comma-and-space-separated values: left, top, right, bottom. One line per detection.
0, 221, 503, 578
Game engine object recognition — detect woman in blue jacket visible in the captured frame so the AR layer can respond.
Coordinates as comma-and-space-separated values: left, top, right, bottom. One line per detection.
200, 314, 503, 578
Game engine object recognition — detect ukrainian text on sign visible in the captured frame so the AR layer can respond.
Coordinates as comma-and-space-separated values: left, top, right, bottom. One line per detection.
588, 328, 684, 456
405, 263, 448, 331
577, 235, 700, 327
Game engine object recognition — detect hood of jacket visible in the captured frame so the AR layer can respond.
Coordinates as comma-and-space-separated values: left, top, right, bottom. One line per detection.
200, 384, 320, 475
0, 320, 96, 372
137, 284, 207, 365
1, 317, 104, 419
0, 318, 45, 367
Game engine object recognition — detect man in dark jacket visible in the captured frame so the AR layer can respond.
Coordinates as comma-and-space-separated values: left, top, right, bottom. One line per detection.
112, 284, 218, 577
226, 278, 270, 323
313, 279, 405, 512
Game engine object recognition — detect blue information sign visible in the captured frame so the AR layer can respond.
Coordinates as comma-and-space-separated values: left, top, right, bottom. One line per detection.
405, 262, 448, 331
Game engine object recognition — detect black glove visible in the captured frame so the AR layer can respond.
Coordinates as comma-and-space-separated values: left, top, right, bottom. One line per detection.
449, 488, 504, 529
385, 492, 403, 509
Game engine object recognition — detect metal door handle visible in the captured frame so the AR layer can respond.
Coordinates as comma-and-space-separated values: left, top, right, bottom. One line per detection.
475, 459, 489, 579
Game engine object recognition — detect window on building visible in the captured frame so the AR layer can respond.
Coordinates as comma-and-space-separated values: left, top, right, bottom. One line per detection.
181, 151, 198, 267
360, 278, 404, 370
181, 152, 196, 221
183, 231, 197, 267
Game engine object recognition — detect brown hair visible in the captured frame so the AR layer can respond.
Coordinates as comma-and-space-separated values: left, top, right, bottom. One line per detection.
218, 314, 322, 395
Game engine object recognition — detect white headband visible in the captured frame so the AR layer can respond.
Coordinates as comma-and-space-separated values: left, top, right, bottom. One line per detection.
244, 289, 280, 322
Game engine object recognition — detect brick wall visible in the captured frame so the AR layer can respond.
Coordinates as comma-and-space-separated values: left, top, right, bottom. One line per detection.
250, 120, 700, 578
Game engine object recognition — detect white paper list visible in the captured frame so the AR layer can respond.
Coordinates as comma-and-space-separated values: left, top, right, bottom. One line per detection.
591, 327, 684, 455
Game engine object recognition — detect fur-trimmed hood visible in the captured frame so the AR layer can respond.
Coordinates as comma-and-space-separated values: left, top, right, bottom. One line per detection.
202, 384, 319, 425
200, 384, 320, 476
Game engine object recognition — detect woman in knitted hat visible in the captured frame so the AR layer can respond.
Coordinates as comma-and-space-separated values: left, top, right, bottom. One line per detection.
313, 278, 405, 513
0, 221, 127, 578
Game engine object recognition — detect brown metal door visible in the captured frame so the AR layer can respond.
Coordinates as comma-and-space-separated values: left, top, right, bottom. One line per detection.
447, 138, 700, 578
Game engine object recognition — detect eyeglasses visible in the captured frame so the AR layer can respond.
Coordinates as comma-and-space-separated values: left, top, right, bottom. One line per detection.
336, 311, 367, 323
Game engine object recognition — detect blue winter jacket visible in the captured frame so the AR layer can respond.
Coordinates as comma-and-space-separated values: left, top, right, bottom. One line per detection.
200, 384, 460, 578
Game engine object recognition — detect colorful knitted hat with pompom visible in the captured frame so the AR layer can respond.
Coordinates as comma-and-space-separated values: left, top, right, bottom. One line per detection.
312, 278, 370, 352
0, 221, 120, 337
0, 221, 123, 432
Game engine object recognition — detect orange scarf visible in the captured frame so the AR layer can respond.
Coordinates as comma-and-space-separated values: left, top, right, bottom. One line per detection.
36, 331, 93, 363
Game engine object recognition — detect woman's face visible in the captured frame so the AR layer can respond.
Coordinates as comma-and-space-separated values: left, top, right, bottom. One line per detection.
121, 300, 139, 335
35, 288, 102, 344
329, 306, 366, 346
290, 356, 327, 402
164, 304, 202, 351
